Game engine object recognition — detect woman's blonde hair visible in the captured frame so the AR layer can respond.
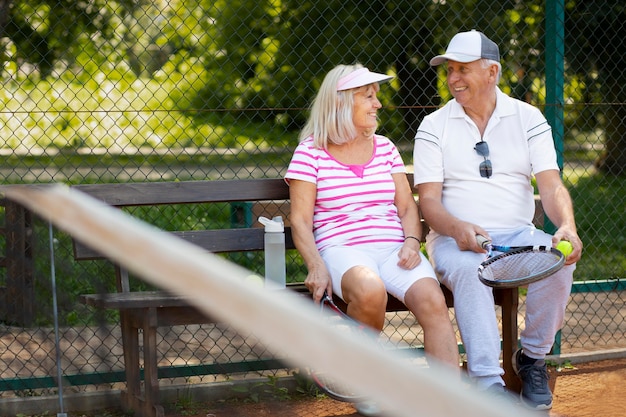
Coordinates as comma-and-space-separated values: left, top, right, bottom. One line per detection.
299, 64, 371, 149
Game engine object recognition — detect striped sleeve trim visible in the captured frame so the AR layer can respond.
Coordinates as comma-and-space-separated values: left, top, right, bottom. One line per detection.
527, 120, 551, 141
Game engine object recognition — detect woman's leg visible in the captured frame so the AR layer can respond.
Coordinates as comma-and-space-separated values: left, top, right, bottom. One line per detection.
403, 278, 460, 371
341, 266, 388, 331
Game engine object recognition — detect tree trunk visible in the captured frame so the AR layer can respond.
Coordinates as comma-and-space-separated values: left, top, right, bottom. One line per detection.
0, 1, 12, 34
595, 100, 626, 176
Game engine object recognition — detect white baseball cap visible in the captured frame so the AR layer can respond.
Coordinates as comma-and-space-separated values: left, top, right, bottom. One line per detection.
430, 30, 500, 66
337, 67, 393, 91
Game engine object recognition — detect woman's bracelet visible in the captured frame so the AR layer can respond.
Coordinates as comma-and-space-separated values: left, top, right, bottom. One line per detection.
404, 236, 421, 244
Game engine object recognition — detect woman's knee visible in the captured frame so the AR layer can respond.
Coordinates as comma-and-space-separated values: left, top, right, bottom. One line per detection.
341, 266, 387, 309
340, 267, 387, 329
404, 279, 449, 316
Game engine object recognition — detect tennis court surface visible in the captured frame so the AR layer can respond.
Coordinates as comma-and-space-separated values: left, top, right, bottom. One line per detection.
194, 357, 626, 417
77, 356, 623, 417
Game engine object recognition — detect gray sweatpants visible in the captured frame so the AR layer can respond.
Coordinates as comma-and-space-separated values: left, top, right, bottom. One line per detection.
426, 226, 575, 388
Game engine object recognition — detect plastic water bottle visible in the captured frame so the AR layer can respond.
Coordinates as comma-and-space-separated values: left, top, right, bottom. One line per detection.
258, 216, 286, 289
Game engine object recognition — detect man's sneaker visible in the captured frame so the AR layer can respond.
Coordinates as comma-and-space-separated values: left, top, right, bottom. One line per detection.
354, 400, 381, 416
512, 349, 553, 410
484, 383, 518, 404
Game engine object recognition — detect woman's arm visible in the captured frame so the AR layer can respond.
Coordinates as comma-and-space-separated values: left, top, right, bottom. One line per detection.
393, 173, 423, 269
288, 179, 332, 302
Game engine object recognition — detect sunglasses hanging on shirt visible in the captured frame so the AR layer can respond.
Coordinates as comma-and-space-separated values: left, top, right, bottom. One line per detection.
474, 141, 492, 178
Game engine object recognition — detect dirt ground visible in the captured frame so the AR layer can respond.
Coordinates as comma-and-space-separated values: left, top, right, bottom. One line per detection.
156, 357, 626, 417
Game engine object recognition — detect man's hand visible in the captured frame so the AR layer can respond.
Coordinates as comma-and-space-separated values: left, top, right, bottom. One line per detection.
552, 229, 583, 265
452, 221, 490, 253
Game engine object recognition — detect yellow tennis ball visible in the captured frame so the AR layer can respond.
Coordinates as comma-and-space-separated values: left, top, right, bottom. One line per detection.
556, 240, 573, 257
244, 274, 264, 287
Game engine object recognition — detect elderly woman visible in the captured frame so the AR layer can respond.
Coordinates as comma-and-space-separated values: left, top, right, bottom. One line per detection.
285, 64, 459, 372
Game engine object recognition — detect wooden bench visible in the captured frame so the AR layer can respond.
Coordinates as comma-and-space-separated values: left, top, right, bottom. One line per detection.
72, 176, 523, 417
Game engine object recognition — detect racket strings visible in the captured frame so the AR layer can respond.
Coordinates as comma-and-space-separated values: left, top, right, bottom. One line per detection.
481, 251, 561, 281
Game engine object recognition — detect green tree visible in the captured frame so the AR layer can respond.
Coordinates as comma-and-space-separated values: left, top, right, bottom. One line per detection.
565, 1, 626, 176
239, 0, 546, 142
0, 0, 116, 79
180, 0, 281, 116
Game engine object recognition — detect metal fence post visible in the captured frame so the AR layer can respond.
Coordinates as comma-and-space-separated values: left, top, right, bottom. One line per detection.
230, 202, 254, 228
545, 0, 565, 355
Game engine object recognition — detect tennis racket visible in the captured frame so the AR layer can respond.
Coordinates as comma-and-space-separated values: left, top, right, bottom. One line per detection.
476, 235, 565, 288
309, 292, 368, 403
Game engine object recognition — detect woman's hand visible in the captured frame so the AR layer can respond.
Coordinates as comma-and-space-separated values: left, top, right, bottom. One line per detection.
397, 239, 423, 270
304, 264, 333, 303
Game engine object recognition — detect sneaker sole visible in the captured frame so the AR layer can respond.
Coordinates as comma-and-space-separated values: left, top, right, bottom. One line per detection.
519, 394, 553, 411
513, 349, 553, 410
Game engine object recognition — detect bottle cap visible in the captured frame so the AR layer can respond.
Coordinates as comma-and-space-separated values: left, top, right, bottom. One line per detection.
258, 216, 284, 232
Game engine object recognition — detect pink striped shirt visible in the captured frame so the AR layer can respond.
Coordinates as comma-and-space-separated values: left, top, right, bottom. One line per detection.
285, 135, 407, 252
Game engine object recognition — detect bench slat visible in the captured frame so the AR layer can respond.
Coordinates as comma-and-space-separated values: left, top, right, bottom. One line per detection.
79, 283, 447, 313
73, 179, 291, 206
74, 226, 296, 260
81, 290, 188, 309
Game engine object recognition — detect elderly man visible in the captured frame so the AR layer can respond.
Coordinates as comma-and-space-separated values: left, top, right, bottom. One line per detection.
413, 30, 582, 410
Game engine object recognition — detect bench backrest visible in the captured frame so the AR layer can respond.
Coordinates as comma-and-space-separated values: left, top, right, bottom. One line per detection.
72, 174, 418, 260
72, 178, 298, 260
70, 175, 421, 294
72, 173, 541, 262
71, 174, 544, 292
71, 179, 303, 293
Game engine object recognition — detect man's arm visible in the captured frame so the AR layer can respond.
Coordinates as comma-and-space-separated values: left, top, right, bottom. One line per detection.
417, 182, 488, 252
535, 170, 583, 264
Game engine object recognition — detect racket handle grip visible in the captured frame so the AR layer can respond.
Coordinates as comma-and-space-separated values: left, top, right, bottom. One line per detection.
475, 234, 491, 249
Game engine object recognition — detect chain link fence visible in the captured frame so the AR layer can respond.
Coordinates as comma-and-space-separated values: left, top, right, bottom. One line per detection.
0, 0, 624, 403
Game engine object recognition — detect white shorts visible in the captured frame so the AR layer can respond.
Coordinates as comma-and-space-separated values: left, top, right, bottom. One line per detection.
320, 243, 438, 303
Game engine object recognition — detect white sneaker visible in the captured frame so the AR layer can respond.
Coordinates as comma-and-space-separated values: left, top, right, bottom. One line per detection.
354, 400, 381, 416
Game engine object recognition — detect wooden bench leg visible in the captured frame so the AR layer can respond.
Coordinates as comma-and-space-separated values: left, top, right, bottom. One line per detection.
500, 288, 521, 393
120, 310, 141, 413
142, 307, 165, 417
121, 309, 164, 417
